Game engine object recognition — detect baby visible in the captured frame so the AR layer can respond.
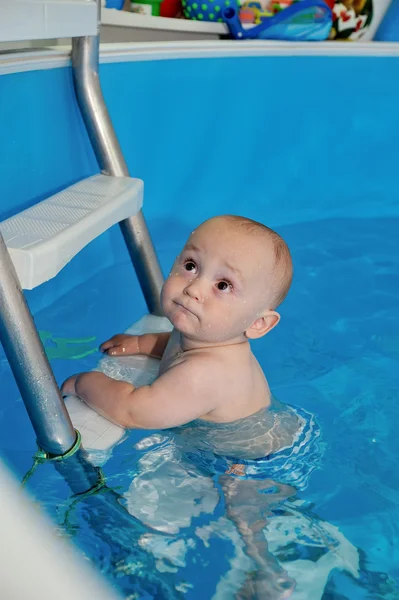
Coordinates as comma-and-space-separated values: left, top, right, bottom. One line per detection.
62, 215, 297, 459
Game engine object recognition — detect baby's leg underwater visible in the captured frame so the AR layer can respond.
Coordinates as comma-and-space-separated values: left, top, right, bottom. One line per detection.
219, 476, 296, 600
125, 437, 219, 534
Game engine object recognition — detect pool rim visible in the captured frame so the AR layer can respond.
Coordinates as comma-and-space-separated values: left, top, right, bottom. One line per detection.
2, 39, 399, 76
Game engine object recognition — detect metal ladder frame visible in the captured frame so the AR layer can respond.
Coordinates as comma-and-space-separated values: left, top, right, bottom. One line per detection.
0, 0, 164, 457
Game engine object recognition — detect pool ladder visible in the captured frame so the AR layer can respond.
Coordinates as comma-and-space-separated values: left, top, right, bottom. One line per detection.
0, 4, 164, 458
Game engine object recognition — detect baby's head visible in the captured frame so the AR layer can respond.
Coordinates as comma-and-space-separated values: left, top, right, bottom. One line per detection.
161, 215, 293, 345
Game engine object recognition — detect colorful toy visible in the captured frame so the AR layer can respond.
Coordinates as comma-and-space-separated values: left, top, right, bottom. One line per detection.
131, 0, 163, 15
182, 0, 240, 22
330, 0, 373, 39
182, 0, 380, 42
224, 0, 333, 40
239, 2, 273, 24
105, 0, 125, 8
160, 0, 183, 17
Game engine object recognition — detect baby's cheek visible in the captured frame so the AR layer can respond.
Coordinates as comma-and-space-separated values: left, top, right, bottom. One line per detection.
160, 280, 170, 303
162, 273, 178, 298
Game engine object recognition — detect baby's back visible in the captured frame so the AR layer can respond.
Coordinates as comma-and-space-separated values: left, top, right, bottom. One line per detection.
163, 338, 301, 459
161, 333, 271, 423
199, 342, 273, 424
160, 333, 302, 458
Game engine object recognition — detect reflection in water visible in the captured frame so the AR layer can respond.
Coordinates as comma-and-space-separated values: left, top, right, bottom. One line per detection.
119, 420, 359, 600
25, 414, 398, 599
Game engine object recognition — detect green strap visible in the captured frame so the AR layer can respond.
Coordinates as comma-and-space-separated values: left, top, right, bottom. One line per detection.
21, 430, 82, 488
21, 451, 46, 488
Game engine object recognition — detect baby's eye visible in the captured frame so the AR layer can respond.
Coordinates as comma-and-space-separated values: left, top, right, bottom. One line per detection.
183, 260, 197, 274
216, 280, 233, 292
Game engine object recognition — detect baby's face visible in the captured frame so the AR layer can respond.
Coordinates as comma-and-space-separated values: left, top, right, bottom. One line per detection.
161, 219, 276, 344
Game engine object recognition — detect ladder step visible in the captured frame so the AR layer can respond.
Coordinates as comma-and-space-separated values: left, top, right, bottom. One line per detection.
0, 174, 143, 290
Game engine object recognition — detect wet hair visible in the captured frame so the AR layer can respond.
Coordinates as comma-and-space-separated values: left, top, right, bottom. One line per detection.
212, 215, 293, 309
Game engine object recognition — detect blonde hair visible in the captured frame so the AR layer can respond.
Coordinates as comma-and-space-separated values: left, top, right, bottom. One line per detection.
216, 215, 293, 309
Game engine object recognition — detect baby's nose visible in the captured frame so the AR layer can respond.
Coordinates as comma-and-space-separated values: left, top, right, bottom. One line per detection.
184, 280, 204, 303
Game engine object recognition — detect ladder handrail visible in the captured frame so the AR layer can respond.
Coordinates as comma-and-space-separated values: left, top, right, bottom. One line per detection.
71, 5, 164, 316
0, 232, 77, 455
0, 0, 164, 455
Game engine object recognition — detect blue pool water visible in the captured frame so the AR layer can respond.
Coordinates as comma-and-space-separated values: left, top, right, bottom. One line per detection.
1, 214, 399, 599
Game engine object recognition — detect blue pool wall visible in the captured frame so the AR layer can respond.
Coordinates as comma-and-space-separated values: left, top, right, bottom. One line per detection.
1, 51, 399, 313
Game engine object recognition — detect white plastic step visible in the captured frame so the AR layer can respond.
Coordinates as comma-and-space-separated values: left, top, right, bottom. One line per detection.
65, 314, 173, 465
0, 174, 143, 290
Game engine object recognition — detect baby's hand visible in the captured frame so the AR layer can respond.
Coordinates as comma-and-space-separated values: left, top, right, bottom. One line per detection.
100, 334, 140, 357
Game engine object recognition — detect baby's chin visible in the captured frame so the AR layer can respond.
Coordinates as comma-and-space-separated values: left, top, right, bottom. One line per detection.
164, 302, 242, 344
165, 305, 198, 332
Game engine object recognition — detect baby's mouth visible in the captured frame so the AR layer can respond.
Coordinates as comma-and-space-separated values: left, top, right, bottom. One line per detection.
174, 300, 198, 319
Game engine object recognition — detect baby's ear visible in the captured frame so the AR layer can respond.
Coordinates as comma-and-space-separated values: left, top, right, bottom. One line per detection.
245, 311, 280, 340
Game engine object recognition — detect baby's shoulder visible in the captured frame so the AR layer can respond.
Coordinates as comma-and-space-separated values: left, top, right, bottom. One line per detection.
181, 349, 227, 373
167, 344, 261, 399
177, 350, 238, 391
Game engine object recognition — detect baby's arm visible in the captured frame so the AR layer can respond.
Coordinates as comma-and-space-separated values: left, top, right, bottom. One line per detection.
62, 356, 222, 429
100, 332, 171, 359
